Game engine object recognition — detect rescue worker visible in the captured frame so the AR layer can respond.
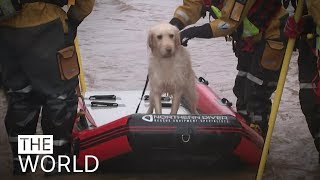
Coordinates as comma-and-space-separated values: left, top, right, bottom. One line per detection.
0, 0, 95, 175
283, 0, 320, 163
169, 0, 288, 138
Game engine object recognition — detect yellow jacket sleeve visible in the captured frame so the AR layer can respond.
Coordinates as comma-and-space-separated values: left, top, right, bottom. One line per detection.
173, 0, 203, 27
209, 0, 255, 37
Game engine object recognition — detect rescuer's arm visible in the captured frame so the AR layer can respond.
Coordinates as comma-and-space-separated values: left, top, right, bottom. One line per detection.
67, 0, 95, 27
66, 0, 95, 42
169, 0, 204, 30
180, 0, 255, 43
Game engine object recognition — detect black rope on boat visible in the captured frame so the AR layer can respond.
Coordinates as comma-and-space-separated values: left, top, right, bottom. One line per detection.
198, 77, 209, 85
135, 75, 149, 113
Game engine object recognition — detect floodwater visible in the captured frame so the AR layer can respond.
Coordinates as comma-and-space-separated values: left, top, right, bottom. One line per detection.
1, 0, 320, 179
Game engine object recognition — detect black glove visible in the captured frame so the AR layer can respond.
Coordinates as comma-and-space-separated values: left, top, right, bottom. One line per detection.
180, 23, 213, 46
180, 28, 194, 46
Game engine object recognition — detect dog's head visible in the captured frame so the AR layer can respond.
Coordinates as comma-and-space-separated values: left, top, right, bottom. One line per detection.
148, 23, 181, 58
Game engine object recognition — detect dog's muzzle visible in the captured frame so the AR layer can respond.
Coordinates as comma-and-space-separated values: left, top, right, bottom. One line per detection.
162, 48, 174, 58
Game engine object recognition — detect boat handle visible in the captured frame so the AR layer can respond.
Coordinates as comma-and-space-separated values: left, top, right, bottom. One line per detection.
91, 101, 118, 107
181, 134, 190, 143
144, 95, 171, 101
89, 95, 116, 100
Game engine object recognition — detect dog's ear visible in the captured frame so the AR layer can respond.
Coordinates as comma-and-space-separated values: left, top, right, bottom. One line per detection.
148, 30, 154, 50
175, 29, 181, 47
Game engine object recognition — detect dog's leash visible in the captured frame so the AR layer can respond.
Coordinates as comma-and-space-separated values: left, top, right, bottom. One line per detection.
135, 75, 149, 113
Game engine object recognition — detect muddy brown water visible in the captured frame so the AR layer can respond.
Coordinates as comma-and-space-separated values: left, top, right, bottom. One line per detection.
1, 0, 320, 179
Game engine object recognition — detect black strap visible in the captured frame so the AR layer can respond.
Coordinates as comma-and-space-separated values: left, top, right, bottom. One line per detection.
135, 75, 149, 113
169, 17, 185, 31
19, 0, 68, 7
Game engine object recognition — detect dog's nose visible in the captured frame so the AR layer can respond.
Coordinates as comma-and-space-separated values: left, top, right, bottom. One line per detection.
166, 47, 172, 53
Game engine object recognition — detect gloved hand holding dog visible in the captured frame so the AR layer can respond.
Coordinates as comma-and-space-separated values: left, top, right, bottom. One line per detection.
169, 18, 213, 46
180, 26, 197, 46
179, 24, 213, 46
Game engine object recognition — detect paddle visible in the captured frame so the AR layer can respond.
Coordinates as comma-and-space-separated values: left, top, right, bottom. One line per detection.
256, 0, 304, 179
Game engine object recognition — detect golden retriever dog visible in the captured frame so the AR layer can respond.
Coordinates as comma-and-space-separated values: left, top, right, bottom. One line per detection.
147, 23, 197, 114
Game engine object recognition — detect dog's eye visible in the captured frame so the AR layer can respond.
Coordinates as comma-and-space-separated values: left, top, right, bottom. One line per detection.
169, 34, 174, 39
157, 35, 162, 40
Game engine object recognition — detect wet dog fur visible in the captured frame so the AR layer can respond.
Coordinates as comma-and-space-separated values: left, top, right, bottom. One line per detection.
147, 23, 197, 114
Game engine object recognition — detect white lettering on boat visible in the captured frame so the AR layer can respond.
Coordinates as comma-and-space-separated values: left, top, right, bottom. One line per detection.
141, 115, 230, 124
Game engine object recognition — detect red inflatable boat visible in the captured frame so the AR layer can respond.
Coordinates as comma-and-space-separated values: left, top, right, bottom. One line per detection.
72, 78, 264, 170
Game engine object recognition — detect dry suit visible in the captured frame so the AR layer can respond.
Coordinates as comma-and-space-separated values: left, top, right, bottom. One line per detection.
289, 0, 320, 160
170, 0, 288, 138
0, 0, 95, 174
